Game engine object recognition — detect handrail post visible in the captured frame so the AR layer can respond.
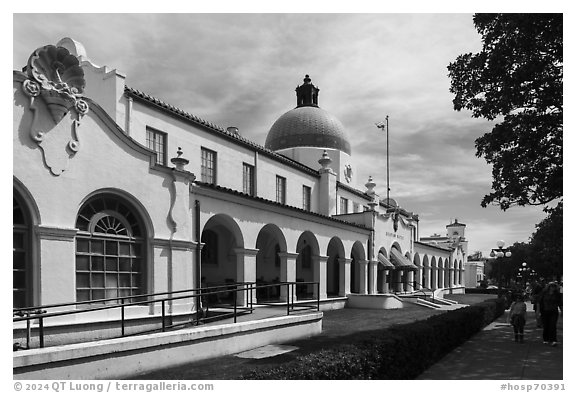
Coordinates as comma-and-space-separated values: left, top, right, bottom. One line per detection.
250, 283, 254, 313
121, 299, 126, 337
286, 283, 290, 316
161, 300, 166, 332
39, 316, 44, 348
317, 282, 320, 311
26, 314, 31, 349
233, 289, 237, 323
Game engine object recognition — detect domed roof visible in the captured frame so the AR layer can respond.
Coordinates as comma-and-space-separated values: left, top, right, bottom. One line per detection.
266, 106, 351, 154
265, 75, 351, 155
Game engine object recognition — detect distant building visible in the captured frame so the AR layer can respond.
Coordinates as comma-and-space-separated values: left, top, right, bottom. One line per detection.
13, 38, 468, 326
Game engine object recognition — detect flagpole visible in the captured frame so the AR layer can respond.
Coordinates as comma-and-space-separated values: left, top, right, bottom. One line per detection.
386, 115, 389, 204
376, 116, 390, 204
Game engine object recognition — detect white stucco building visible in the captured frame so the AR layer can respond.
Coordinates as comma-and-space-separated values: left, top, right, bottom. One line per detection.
13, 38, 468, 326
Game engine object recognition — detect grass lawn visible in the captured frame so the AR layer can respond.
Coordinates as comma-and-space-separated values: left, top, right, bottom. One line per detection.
132, 293, 497, 380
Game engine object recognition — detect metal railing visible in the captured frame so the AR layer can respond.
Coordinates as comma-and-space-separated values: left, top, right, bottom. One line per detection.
13, 281, 320, 350
389, 281, 437, 303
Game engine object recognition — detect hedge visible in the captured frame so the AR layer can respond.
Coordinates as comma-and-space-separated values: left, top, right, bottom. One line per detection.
242, 297, 505, 380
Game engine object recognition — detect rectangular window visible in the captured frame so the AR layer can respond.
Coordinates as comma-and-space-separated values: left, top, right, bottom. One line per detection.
146, 127, 167, 165
302, 185, 311, 211
276, 176, 286, 204
340, 197, 348, 214
243, 163, 255, 196
201, 148, 217, 184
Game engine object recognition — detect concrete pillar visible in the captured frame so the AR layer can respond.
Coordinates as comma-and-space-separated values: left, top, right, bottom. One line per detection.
407, 270, 415, 292
383, 270, 390, 293
313, 256, 328, 300
397, 271, 405, 292
431, 267, 437, 290
448, 268, 455, 287
235, 248, 258, 306
358, 260, 369, 294
424, 266, 431, 289
278, 252, 298, 302
339, 258, 351, 296
368, 260, 378, 294
438, 267, 444, 288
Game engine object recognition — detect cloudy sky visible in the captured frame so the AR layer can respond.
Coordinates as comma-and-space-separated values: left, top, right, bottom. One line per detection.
12, 12, 555, 257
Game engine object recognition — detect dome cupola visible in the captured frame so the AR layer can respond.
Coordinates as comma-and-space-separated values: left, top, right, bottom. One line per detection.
265, 75, 351, 155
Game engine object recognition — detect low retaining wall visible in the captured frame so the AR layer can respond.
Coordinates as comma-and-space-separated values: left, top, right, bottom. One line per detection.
14, 312, 323, 380
346, 293, 403, 309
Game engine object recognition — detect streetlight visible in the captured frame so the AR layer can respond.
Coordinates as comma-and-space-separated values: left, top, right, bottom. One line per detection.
490, 240, 512, 287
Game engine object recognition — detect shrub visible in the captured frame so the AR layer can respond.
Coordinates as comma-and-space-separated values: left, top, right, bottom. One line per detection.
242, 298, 505, 380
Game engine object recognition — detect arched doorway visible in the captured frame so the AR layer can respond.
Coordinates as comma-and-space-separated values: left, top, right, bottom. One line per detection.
326, 237, 345, 297
422, 255, 430, 289
201, 214, 244, 291
13, 191, 33, 308
75, 194, 148, 304
413, 253, 422, 290
255, 224, 286, 301
350, 241, 365, 294
296, 231, 318, 299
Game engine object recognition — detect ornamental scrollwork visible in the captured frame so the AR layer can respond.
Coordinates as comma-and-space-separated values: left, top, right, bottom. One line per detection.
21, 44, 89, 176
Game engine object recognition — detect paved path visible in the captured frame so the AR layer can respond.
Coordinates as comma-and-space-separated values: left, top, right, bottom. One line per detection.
417, 303, 563, 380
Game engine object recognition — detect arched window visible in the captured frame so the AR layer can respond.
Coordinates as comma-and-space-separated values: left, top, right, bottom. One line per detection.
13, 195, 31, 308
75, 195, 146, 304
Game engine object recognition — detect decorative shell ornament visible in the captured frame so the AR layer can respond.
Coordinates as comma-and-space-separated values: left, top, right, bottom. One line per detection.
25, 44, 87, 124
21, 43, 89, 176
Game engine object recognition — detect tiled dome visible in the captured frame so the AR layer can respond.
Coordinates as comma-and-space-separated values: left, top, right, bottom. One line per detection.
265, 106, 351, 154
265, 75, 351, 155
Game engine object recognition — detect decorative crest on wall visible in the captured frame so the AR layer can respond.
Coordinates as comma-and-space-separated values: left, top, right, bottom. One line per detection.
21, 44, 89, 175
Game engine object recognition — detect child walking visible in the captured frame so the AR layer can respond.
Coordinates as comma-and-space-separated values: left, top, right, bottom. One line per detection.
508, 293, 527, 343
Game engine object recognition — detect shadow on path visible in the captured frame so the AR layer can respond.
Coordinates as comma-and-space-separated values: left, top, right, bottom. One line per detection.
417, 305, 563, 380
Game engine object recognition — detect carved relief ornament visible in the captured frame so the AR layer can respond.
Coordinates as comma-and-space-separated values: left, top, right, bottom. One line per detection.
22, 44, 89, 175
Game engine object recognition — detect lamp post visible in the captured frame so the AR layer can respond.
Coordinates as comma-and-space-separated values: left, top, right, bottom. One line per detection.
490, 240, 512, 288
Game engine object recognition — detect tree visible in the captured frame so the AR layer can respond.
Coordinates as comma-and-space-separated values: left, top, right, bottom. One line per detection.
448, 14, 563, 210
529, 201, 563, 280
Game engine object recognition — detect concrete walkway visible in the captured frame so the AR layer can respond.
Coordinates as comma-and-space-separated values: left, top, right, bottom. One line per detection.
417, 303, 563, 380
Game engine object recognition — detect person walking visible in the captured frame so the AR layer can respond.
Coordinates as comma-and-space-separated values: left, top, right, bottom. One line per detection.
507, 293, 527, 343
531, 279, 544, 328
539, 281, 563, 346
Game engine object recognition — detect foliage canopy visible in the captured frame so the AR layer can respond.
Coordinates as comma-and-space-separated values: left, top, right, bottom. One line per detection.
448, 14, 563, 210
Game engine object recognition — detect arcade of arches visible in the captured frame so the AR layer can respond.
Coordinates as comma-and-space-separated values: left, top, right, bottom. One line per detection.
13, 188, 465, 308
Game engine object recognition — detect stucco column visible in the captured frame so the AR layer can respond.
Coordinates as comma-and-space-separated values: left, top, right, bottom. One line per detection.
368, 260, 378, 294
448, 268, 455, 287
339, 258, 351, 296
382, 270, 390, 293
358, 260, 369, 294
424, 266, 431, 289
406, 270, 415, 292
234, 248, 258, 307
431, 267, 438, 290
278, 252, 298, 302
397, 271, 405, 292
313, 255, 328, 300
440, 267, 445, 288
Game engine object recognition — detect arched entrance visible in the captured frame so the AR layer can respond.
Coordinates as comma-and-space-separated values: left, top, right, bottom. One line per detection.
326, 237, 345, 297
422, 255, 431, 289
296, 231, 318, 299
75, 193, 148, 304
201, 214, 244, 292
255, 224, 286, 301
349, 241, 366, 294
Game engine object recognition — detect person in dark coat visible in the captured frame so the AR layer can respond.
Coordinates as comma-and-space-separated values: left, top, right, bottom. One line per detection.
539, 282, 563, 346
531, 279, 544, 327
